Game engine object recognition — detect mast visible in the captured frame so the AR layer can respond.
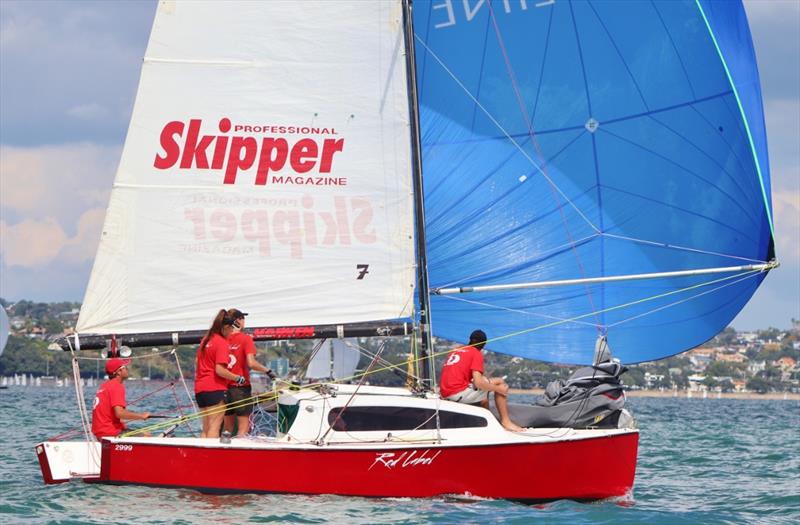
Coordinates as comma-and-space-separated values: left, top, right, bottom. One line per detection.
402, 0, 435, 391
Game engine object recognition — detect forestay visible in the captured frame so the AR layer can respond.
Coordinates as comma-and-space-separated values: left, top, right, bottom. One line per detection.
78, 1, 416, 334
414, 0, 775, 363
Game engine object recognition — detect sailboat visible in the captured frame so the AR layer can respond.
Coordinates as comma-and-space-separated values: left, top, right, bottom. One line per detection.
36, 0, 775, 501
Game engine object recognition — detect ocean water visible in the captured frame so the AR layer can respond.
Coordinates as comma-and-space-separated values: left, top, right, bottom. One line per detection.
1, 385, 798, 524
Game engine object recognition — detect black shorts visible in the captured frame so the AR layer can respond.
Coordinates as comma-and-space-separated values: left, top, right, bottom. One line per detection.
196, 389, 227, 408
225, 385, 253, 416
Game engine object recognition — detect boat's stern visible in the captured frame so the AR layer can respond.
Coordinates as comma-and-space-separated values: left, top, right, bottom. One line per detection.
35, 441, 101, 484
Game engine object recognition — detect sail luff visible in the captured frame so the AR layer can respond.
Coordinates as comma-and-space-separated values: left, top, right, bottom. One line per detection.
403, 0, 436, 390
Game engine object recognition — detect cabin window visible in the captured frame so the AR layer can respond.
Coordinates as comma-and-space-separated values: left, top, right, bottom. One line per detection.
327, 406, 487, 432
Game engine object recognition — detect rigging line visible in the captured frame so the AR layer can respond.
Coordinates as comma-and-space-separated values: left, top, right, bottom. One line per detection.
172, 348, 198, 431
344, 340, 420, 382
434, 233, 599, 290
413, 34, 600, 233
320, 341, 388, 443
451, 269, 765, 350
73, 347, 178, 361
599, 232, 769, 265
438, 293, 600, 329
605, 271, 761, 329
486, 0, 602, 329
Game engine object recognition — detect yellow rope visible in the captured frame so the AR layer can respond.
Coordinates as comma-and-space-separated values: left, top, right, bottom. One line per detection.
123, 268, 761, 437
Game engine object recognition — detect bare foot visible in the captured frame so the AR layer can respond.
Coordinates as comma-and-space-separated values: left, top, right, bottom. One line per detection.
502, 421, 524, 432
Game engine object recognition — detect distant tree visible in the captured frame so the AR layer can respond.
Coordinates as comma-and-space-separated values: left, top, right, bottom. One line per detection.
718, 379, 734, 392
717, 326, 738, 345
672, 372, 688, 389
702, 375, 718, 389
759, 327, 781, 341
624, 367, 646, 388
747, 376, 770, 393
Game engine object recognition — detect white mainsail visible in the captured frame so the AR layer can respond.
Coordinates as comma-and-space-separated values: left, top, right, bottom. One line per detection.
78, 1, 415, 334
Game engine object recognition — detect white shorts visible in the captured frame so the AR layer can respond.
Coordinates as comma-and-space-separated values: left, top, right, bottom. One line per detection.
445, 385, 487, 404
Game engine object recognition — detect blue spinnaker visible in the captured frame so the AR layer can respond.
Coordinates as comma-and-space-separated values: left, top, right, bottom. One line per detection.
414, 0, 774, 364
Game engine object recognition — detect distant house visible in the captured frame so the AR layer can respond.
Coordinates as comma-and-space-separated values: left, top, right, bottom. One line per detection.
776, 357, 797, 371
717, 353, 746, 363
738, 332, 758, 344
687, 374, 706, 391
748, 360, 766, 374
732, 379, 747, 392
27, 326, 47, 339
689, 349, 714, 370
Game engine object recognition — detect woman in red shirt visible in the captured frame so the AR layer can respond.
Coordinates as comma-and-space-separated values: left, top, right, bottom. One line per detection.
195, 309, 246, 438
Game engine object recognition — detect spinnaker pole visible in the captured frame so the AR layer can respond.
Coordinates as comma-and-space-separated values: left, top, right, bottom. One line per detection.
402, 0, 435, 391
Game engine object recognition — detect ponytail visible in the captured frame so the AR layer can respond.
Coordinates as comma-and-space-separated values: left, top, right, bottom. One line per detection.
200, 309, 228, 353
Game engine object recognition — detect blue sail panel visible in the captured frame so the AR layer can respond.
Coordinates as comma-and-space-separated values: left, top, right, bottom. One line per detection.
415, 0, 774, 364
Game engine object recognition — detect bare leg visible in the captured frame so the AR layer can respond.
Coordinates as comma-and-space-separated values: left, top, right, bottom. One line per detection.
206, 403, 225, 438
200, 415, 209, 438
489, 378, 523, 432
223, 414, 235, 434
494, 392, 523, 431
236, 415, 250, 437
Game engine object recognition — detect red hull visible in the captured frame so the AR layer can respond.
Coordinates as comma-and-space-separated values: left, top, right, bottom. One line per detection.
99, 432, 638, 500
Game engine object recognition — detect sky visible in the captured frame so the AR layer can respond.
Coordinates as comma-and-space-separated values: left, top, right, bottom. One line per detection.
0, 0, 798, 330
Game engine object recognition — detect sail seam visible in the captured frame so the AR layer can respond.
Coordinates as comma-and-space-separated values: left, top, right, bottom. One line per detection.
437, 269, 763, 347
600, 232, 766, 264
413, 34, 600, 233
433, 233, 599, 290
604, 271, 762, 329
694, 0, 775, 239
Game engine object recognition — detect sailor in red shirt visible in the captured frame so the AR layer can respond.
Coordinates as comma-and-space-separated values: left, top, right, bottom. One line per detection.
222, 309, 277, 437
92, 358, 150, 439
195, 309, 247, 438
439, 330, 522, 432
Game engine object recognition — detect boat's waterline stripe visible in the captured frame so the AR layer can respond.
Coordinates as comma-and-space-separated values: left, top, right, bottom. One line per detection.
695, 0, 775, 240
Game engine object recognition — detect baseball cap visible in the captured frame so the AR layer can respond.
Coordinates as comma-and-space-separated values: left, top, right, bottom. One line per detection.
228, 309, 248, 319
106, 358, 131, 375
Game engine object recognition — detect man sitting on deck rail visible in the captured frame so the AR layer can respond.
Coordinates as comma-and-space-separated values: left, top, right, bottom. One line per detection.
91, 358, 150, 440
439, 330, 523, 432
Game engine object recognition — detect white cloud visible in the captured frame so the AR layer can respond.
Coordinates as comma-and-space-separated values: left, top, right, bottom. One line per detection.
0, 143, 119, 229
67, 103, 109, 121
0, 217, 66, 267
0, 206, 104, 268
773, 188, 799, 264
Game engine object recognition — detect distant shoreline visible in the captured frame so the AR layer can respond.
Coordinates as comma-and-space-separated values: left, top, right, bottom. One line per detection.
509, 387, 800, 401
